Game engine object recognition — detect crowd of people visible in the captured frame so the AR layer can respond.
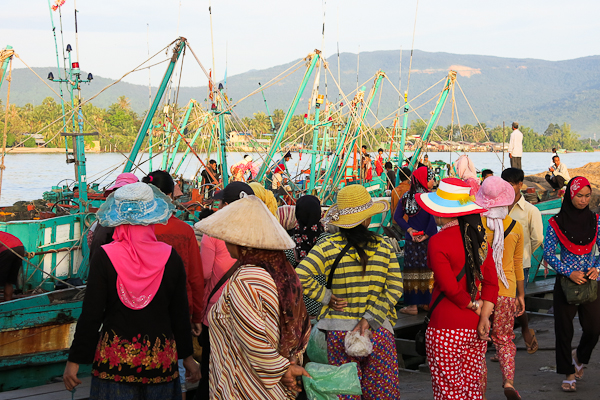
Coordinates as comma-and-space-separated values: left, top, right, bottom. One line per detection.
44, 138, 597, 400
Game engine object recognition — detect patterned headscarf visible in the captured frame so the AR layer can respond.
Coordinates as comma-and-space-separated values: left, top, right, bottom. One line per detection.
458, 214, 488, 301
277, 205, 297, 231
401, 166, 433, 216
293, 195, 323, 260
237, 248, 311, 359
249, 182, 278, 217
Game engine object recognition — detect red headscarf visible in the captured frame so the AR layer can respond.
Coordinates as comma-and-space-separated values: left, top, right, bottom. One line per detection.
102, 225, 172, 309
549, 177, 598, 255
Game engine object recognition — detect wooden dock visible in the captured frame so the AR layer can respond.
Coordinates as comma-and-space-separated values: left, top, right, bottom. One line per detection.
0, 377, 90, 400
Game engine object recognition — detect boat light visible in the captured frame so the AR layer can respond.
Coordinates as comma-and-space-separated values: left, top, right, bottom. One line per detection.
304, 114, 308, 119
66, 44, 72, 52
72, 62, 80, 69
87, 73, 93, 81
47, 72, 54, 81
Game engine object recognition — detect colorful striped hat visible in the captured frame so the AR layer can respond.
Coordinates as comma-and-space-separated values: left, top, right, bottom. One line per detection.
416, 178, 487, 217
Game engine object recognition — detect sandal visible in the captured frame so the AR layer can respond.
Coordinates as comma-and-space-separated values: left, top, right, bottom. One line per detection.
572, 349, 584, 380
504, 386, 522, 400
399, 307, 418, 316
561, 380, 576, 392
524, 328, 538, 354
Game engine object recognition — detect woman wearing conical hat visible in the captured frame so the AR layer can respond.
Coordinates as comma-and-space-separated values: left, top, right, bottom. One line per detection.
296, 185, 403, 399
195, 194, 311, 399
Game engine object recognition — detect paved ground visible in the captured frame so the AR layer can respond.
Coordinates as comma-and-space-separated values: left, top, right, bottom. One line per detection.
397, 313, 600, 399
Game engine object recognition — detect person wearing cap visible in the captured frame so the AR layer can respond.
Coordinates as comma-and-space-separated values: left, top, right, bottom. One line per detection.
394, 166, 437, 316
416, 178, 498, 400
297, 185, 402, 399
474, 176, 525, 399
272, 151, 292, 192
195, 181, 254, 399
195, 194, 312, 399
64, 182, 200, 398
543, 177, 600, 393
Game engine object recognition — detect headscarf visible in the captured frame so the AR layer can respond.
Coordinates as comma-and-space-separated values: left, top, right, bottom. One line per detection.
550, 177, 598, 255
102, 225, 172, 310
293, 195, 323, 259
458, 214, 487, 301
237, 248, 311, 359
484, 206, 510, 289
249, 182, 278, 217
456, 155, 477, 180
277, 205, 297, 231
401, 166, 432, 216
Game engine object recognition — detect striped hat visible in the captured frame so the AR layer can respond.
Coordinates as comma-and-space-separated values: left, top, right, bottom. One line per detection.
416, 178, 487, 217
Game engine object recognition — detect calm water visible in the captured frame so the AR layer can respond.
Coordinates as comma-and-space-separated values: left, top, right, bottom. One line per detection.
0, 150, 597, 206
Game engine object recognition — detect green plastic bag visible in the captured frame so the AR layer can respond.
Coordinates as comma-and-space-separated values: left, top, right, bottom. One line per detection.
302, 362, 362, 400
306, 325, 328, 364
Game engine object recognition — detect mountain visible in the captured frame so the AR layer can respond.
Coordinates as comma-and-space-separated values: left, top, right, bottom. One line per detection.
2, 49, 600, 138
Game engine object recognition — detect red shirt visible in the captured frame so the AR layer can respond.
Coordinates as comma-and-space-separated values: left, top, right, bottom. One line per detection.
274, 163, 286, 174
427, 225, 498, 330
0, 232, 23, 253
155, 216, 205, 323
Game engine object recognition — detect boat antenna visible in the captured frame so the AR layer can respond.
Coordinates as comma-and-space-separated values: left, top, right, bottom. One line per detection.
405, 0, 419, 95
147, 23, 151, 110
209, 0, 216, 83
336, 5, 341, 104
321, 0, 327, 103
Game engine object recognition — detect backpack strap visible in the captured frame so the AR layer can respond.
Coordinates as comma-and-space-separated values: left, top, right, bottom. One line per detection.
326, 243, 352, 290
207, 261, 241, 304
425, 265, 467, 322
504, 219, 517, 239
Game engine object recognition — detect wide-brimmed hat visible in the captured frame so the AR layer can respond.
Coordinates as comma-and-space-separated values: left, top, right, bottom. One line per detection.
325, 185, 389, 228
416, 178, 487, 217
474, 176, 515, 209
107, 173, 139, 190
195, 194, 295, 250
97, 182, 175, 227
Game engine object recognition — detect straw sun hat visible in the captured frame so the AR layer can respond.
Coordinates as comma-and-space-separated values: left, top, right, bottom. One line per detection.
194, 194, 295, 250
324, 185, 389, 229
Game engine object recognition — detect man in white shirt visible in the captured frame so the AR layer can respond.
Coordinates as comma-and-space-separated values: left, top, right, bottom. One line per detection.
502, 167, 544, 354
508, 122, 523, 169
545, 155, 570, 190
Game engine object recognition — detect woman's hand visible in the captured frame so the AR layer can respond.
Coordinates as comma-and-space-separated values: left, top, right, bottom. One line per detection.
183, 355, 201, 383
192, 323, 202, 337
477, 316, 491, 341
63, 361, 82, 391
570, 270, 587, 285
515, 295, 525, 317
413, 234, 429, 243
586, 267, 599, 281
329, 294, 347, 311
281, 364, 311, 392
351, 318, 370, 336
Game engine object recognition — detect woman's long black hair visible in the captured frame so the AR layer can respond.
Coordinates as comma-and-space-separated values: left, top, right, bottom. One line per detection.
339, 223, 378, 275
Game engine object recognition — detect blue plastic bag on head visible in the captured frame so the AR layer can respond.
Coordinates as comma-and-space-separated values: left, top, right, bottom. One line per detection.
302, 362, 362, 400
306, 324, 328, 364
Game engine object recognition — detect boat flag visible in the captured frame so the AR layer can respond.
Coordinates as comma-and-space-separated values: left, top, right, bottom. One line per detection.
51, 0, 66, 11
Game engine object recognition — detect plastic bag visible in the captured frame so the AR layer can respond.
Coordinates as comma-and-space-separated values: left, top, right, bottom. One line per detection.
302, 362, 362, 400
306, 324, 328, 364
344, 330, 373, 357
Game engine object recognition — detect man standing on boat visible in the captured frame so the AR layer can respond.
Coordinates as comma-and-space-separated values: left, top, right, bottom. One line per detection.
508, 122, 523, 169
545, 155, 570, 191
272, 151, 292, 192
201, 159, 221, 197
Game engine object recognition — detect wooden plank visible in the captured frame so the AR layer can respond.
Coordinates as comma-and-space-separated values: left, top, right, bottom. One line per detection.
395, 338, 420, 357
525, 279, 555, 296
0, 377, 90, 400
393, 311, 426, 331
525, 297, 553, 311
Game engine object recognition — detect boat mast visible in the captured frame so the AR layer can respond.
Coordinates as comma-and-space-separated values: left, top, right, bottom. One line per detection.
259, 82, 277, 134
166, 99, 194, 172
304, 94, 332, 194
256, 51, 321, 182
123, 38, 187, 173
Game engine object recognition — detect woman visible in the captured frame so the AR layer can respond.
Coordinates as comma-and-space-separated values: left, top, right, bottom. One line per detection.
475, 176, 525, 399
249, 181, 279, 217
393, 166, 437, 315
455, 154, 480, 195
64, 182, 200, 399
196, 181, 254, 399
284, 195, 328, 316
277, 204, 297, 235
543, 177, 600, 392
0, 232, 25, 302
297, 185, 403, 399
416, 178, 499, 400
195, 194, 311, 399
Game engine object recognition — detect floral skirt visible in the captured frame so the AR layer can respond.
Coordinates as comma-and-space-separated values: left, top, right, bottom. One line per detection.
403, 239, 433, 306
89, 376, 182, 400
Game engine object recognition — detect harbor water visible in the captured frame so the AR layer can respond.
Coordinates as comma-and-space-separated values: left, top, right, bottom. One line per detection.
0, 150, 597, 207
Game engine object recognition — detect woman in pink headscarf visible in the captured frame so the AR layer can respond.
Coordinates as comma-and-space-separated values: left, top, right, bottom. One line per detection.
455, 155, 480, 196
64, 182, 200, 399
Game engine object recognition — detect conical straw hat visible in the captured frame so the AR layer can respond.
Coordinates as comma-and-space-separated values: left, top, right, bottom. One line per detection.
194, 194, 295, 250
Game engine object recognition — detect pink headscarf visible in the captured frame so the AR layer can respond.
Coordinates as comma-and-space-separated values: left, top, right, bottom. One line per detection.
102, 225, 172, 310
456, 155, 477, 181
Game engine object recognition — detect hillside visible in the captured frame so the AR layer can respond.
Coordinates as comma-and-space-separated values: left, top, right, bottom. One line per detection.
2, 49, 600, 137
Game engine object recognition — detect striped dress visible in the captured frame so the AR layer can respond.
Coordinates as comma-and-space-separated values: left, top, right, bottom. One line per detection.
207, 265, 297, 400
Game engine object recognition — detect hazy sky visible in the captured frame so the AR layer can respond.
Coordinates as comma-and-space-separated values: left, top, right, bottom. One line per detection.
2, 0, 599, 87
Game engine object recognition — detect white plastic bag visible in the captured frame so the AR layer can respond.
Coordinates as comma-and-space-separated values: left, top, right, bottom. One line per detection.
344, 330, 373, 357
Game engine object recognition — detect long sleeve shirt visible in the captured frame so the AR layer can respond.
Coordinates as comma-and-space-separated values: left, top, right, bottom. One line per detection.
482, 216, 525, 298
393, 204, 438, 242
509, 195, 543, 269
551, 162, 570, 182
296, 233, 403, 334
508, 129, 523, 157
68, 248, 193, 384
543, 218, 600, 278
427, 225, 499, 330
